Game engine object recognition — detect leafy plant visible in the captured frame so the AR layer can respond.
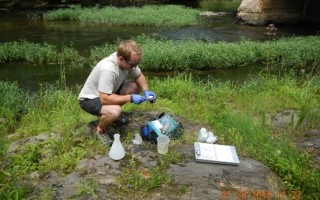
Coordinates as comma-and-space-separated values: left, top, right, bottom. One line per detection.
115, 151, 181, 197
73, 178, 98, 199
38, 187, 55, 200
9, 143, 41, 176
116, 156, 145, 193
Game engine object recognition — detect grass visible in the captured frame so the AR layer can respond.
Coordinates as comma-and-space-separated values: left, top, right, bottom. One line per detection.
1, 71, 320, 199
198, 0, 242, 12
43, 5, 200, 27
115, 152, 181, 199
1, 35, 320, 71
0, 40, 84, 67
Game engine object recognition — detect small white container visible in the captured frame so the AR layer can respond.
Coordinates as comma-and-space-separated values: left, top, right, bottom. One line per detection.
157, 135, 170, 154
132, 133, 143, 145
197, 127, 208, 142
206, 131, 217, 144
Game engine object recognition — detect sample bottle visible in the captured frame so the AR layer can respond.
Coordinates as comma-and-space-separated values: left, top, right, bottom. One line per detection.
206, 131, 217, 144
161, 120, 170, 134
109, 134, 125, 160
197, 127, 208, 142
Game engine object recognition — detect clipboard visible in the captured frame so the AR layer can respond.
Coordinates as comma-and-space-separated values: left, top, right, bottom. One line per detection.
194, 142, 240, 165
148, 120, 164, 136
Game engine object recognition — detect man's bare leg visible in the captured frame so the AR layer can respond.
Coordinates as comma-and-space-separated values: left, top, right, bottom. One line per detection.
96, 81, 141, 133
120, 81, 142, 95
96, 105, 121, 133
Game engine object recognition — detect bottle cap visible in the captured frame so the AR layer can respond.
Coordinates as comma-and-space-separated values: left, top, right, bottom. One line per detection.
148, 96, 154, 101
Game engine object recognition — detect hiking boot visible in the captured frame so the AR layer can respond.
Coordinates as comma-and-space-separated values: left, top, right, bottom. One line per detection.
88, 120, 99, 129
95, 131, 113, 147
114, 112, 129, 126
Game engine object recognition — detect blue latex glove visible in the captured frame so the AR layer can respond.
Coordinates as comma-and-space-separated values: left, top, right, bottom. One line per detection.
144, 90, 156, 103
131, 94, 146, 104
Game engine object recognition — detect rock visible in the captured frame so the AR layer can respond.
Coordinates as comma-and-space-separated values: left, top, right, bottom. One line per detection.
296, 129, 320, 168
265, 109, 303, 129
6, 132, 59, 156
266, 110, 320, 168
29, 171, 40, 180
29, 145, 284, 199
237, 0, 303, 25
166, 158, 282, 200
14, 111, 286, 199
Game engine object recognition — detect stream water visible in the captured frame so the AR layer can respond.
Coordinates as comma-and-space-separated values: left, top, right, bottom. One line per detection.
0, 1, 319, 91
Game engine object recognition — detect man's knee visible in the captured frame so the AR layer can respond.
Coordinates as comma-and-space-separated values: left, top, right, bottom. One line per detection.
101, 105, 122, 120
120, 81, 141, 95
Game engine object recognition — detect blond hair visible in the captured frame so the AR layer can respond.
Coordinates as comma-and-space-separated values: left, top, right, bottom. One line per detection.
117, 40, 142, 61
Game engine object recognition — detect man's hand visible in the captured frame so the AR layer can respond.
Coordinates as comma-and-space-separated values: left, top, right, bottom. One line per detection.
131, 94, 146, 104
144, 90, 156, 103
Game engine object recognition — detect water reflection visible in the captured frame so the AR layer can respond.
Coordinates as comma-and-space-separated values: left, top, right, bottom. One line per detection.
0, 61, 264, 91
145, 64, 264, 85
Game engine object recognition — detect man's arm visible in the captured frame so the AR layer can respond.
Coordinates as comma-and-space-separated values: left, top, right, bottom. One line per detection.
99, 92, 131, 105
98, 73, 149, 105
136, 73, 157, 103
134, 73, 149, 91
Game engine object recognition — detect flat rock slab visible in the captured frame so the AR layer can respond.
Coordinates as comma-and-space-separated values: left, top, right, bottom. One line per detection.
167, 158, 281, 200
27, 143, 282, 200
11, 111, 283, 199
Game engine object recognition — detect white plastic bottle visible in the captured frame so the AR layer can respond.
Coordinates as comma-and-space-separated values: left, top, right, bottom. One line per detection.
109, 134, 125, 160
206, 131, 217, 144
132, 133, 142, 145
197, 127, 208, 142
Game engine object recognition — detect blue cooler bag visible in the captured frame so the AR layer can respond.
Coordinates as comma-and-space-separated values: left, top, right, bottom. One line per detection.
140, 112, 184, 144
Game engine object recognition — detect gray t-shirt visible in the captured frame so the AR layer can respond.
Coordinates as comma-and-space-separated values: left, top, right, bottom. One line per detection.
78, 52, 141, 100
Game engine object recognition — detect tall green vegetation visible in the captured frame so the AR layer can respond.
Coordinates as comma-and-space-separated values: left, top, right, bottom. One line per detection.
0, 81, 31, 199
0, 81, 28, 134
198, 0, 242, 12
43, 5, 200, 27
1, 36, 320, 70
90, 35, 320, 70
0, 40, 83, 66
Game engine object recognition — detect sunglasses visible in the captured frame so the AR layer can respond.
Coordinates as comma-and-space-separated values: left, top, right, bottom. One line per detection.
123, 58, 139, 68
